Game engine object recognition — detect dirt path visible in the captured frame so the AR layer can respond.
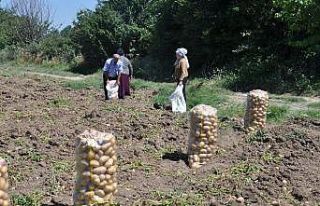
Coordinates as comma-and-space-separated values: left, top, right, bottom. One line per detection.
227, 92, 320, 110
26, 72, 90, 81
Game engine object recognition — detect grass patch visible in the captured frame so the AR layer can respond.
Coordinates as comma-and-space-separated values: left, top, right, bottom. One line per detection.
63, 73, 101, 90
307, 102, 320, 109
27, 149, 43, 162
261, 151, 282, 164
271, 95, 307, 103
48, 97, 70, 108
246, 130, 268, 143
230, 161, 261, 183
153, 85, 173, 106
53, 160, 73, 174
267, 105, 289, 122
293, 109, 320, 119
150, 191, 206, 206
131, 79, 161, 90
12, 191, 44, 206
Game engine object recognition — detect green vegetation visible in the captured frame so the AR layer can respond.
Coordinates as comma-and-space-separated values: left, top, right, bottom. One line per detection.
0, 0, 319, 94
48, 98, 71, 108
271, 95, 307, 103
150, 191, 206, 206
12, 191, 44, 206
267, 105, 290, 123
308, 102, 320, 109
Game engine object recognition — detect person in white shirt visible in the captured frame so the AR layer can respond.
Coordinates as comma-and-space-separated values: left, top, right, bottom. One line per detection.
102, 54, 123, 100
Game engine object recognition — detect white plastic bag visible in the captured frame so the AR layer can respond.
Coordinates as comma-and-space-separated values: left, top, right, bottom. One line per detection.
169, 85, 186, 113
106, 80, 119, 99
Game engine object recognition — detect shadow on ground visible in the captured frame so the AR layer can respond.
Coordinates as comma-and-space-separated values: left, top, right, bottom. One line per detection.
162, 151, 188, 165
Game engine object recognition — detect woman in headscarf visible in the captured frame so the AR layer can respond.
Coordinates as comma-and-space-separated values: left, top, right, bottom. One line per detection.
174, 48, 190, 102
117, 48, 133, 98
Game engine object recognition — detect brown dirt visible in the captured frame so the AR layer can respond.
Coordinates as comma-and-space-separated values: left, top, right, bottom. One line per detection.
0, 75, 319, 206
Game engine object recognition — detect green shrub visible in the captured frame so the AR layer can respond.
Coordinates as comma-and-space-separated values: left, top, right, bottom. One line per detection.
267, 105, 289, 122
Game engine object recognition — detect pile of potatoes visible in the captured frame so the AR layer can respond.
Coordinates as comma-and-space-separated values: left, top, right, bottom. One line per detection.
73, 130, 118, 206
0, 159, 9, 206
188, 104, 218, 169
244, 89, 269, 133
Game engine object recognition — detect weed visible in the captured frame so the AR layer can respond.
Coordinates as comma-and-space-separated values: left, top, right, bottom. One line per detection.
267, 105, 289, 123
150, 191, 206, 206
48, 98, 70, 108
261, 151, 282, 164
124, 160, 153, 176
9, 167, 25, 185
12, 191, 44, 206
230, 161, 261, 183
246, 130, 268, 143
53, 160, 73, 174
27, 149, 43, 162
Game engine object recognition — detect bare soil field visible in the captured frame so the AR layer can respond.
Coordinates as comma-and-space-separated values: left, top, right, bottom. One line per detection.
0, 75, 319, 206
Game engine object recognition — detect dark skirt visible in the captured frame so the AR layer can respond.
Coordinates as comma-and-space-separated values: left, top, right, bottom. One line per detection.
119, 74, 131, 99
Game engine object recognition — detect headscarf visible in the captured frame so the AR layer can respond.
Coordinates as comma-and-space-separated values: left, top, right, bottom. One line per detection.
176, 48, 190, 69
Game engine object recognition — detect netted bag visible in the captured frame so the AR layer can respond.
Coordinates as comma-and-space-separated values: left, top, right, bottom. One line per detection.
0, 159, 10, 206
244, 90, 269, 133
73, 130, 118, 206
188, 105, 218, 169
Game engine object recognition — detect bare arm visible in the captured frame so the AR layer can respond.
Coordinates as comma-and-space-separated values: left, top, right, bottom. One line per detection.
179, 60, 188, 82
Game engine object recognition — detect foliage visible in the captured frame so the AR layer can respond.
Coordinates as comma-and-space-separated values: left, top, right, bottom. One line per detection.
1, 0, 320, 94
71, 0, 159, 68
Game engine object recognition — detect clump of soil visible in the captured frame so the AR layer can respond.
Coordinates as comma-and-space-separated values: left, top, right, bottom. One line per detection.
0, 75, 319, 205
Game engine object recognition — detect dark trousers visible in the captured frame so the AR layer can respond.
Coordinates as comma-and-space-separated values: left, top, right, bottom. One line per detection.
103, 72, 118, 100
177, 78, 188, 102
119, 74, 130, 98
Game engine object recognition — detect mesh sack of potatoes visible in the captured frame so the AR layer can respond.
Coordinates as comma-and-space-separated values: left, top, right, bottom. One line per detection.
188, 104, 218, 169
0, 159, 10, 206
244, 89, 269, 133
73, 130, 118, 206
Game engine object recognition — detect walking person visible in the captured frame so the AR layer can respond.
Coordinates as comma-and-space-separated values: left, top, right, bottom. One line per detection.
174, 48, 190, 102
117, 48, 133, 97
102, 54, 123, 100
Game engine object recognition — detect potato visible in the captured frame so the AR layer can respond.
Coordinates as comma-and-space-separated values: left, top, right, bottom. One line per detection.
104, 184, 115, 193
107, 166, 117, 174
0, 190, 4, 198
99, 180, 108, 187
92, 195, 104, 203
93, 167, 107, 175
104, 158, 114, 168
87, 150, 95, 160
2, 200, 9, 206
0, 166, 7, 175
95, 189, 105, 198
99, 156, 109, 165
99, 174, 106, 181
90, 160, 100, 167
101, 142, 112, 151
0, 177, 6, 189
